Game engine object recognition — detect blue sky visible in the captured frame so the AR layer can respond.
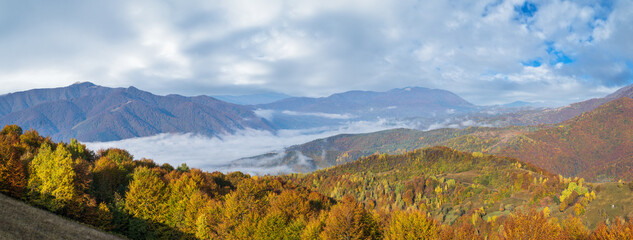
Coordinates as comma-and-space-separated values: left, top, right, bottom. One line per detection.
1, 0, 632, 105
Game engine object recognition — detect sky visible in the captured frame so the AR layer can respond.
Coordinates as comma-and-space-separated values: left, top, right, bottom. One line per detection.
1, 0, 632, 105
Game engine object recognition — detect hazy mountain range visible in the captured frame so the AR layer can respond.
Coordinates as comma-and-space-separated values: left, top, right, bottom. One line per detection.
212, 92, 293, 105
0, 83, 490, 142
235, 88, 633, 181
1, 82, 631, 146
255, 87, 479, 129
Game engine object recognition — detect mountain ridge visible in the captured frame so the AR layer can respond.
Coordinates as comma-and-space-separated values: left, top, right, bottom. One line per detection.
0, 82, 274, 142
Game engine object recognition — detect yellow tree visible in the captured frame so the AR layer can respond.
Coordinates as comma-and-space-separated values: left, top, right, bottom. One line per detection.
321, 195, 381, 240
125, 167, 168, 223
500, 209, 563, 240
385, 210, 441, 240
28, 143, 78, 211
165, 169, 210, 233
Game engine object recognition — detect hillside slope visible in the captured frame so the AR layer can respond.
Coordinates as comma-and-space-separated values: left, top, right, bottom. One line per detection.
0, 82, 274, 141
240, 97, 633, 182
287, 146, 631, 228
498, 84, 633, 125
0, 193, 123, 240
231, 127, 489, 172
499, 97, 633, 181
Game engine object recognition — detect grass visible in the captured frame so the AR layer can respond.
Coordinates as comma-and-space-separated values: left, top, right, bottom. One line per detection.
582, 182, 633, 229
0, 193, 124, 240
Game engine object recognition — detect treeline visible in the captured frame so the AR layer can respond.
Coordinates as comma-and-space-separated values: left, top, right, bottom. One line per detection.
1, 124, 632, 239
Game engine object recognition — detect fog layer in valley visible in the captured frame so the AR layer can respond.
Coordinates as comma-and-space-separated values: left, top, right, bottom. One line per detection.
85, 119, 412, 175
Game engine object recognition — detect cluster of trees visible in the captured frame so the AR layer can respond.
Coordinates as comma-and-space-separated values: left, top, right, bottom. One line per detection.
1, 124, 633, 239
289, 147, 566, 222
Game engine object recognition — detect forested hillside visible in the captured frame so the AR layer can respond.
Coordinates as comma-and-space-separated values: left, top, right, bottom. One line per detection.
242, 96, 633, 183
498, 97, 633, 181
2, 124, 633, 239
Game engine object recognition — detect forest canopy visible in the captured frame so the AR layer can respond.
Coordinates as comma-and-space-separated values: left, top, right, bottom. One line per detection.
1, 124, 632, 239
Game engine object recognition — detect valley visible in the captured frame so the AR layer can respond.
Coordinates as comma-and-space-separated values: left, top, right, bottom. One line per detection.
4, 1, 633, 239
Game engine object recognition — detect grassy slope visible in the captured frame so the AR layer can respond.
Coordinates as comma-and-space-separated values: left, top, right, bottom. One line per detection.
0, 193, 123, 240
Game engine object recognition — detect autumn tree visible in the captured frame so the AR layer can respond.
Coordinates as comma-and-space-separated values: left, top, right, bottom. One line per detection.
321, 195, 381, 240
385, 210, 441, 240
164, 169, 211, 234
500, 209, 563, 240
125, 167, 168, 222
28, 143, 79, 211
0, 125, 27, 197
92, 156, 130, 203
590, 218, 633, 240
67, 138, 95, 162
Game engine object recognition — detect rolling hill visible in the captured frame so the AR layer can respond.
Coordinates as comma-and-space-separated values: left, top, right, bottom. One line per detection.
498, 97, 633, 181
239, 96, 633, 182
287, 146, 633, 230
3, 124, 633, 239
0, 82, 275, 142
231, 127, 486, 172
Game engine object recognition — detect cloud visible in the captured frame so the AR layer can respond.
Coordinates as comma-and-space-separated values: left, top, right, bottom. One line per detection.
0, 0, 632, 106
84, 119, 414, 175
280, 110, 355, 119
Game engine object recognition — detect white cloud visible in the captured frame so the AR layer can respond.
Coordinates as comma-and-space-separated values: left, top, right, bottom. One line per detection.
280, 110, 355, 119
0, 0, 631, 105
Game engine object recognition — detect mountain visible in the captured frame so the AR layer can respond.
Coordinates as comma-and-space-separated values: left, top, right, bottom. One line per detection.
498, 97, 633, 181
501, 100, 545, 108
496, 84, 633, 126
238, 97, 633, 181
256, 87, 477, 129
230, 127, 484, 172
212, 92, 293, 105
0, 82, 274, 142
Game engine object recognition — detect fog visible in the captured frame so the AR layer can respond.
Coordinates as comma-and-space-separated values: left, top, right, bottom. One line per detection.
85, 119, 413, 174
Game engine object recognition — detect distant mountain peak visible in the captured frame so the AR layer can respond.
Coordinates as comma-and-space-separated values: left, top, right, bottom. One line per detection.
71, 81, 96, 86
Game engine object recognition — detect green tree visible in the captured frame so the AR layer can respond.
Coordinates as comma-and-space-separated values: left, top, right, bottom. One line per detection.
67, 138, 95, 162
92, 157, 129, 203
165, 169, 210, 233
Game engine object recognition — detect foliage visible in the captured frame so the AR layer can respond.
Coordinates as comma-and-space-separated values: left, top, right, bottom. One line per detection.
1, 125, 633, 239
385, 210, 440, 240
500, 209, 563, 240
